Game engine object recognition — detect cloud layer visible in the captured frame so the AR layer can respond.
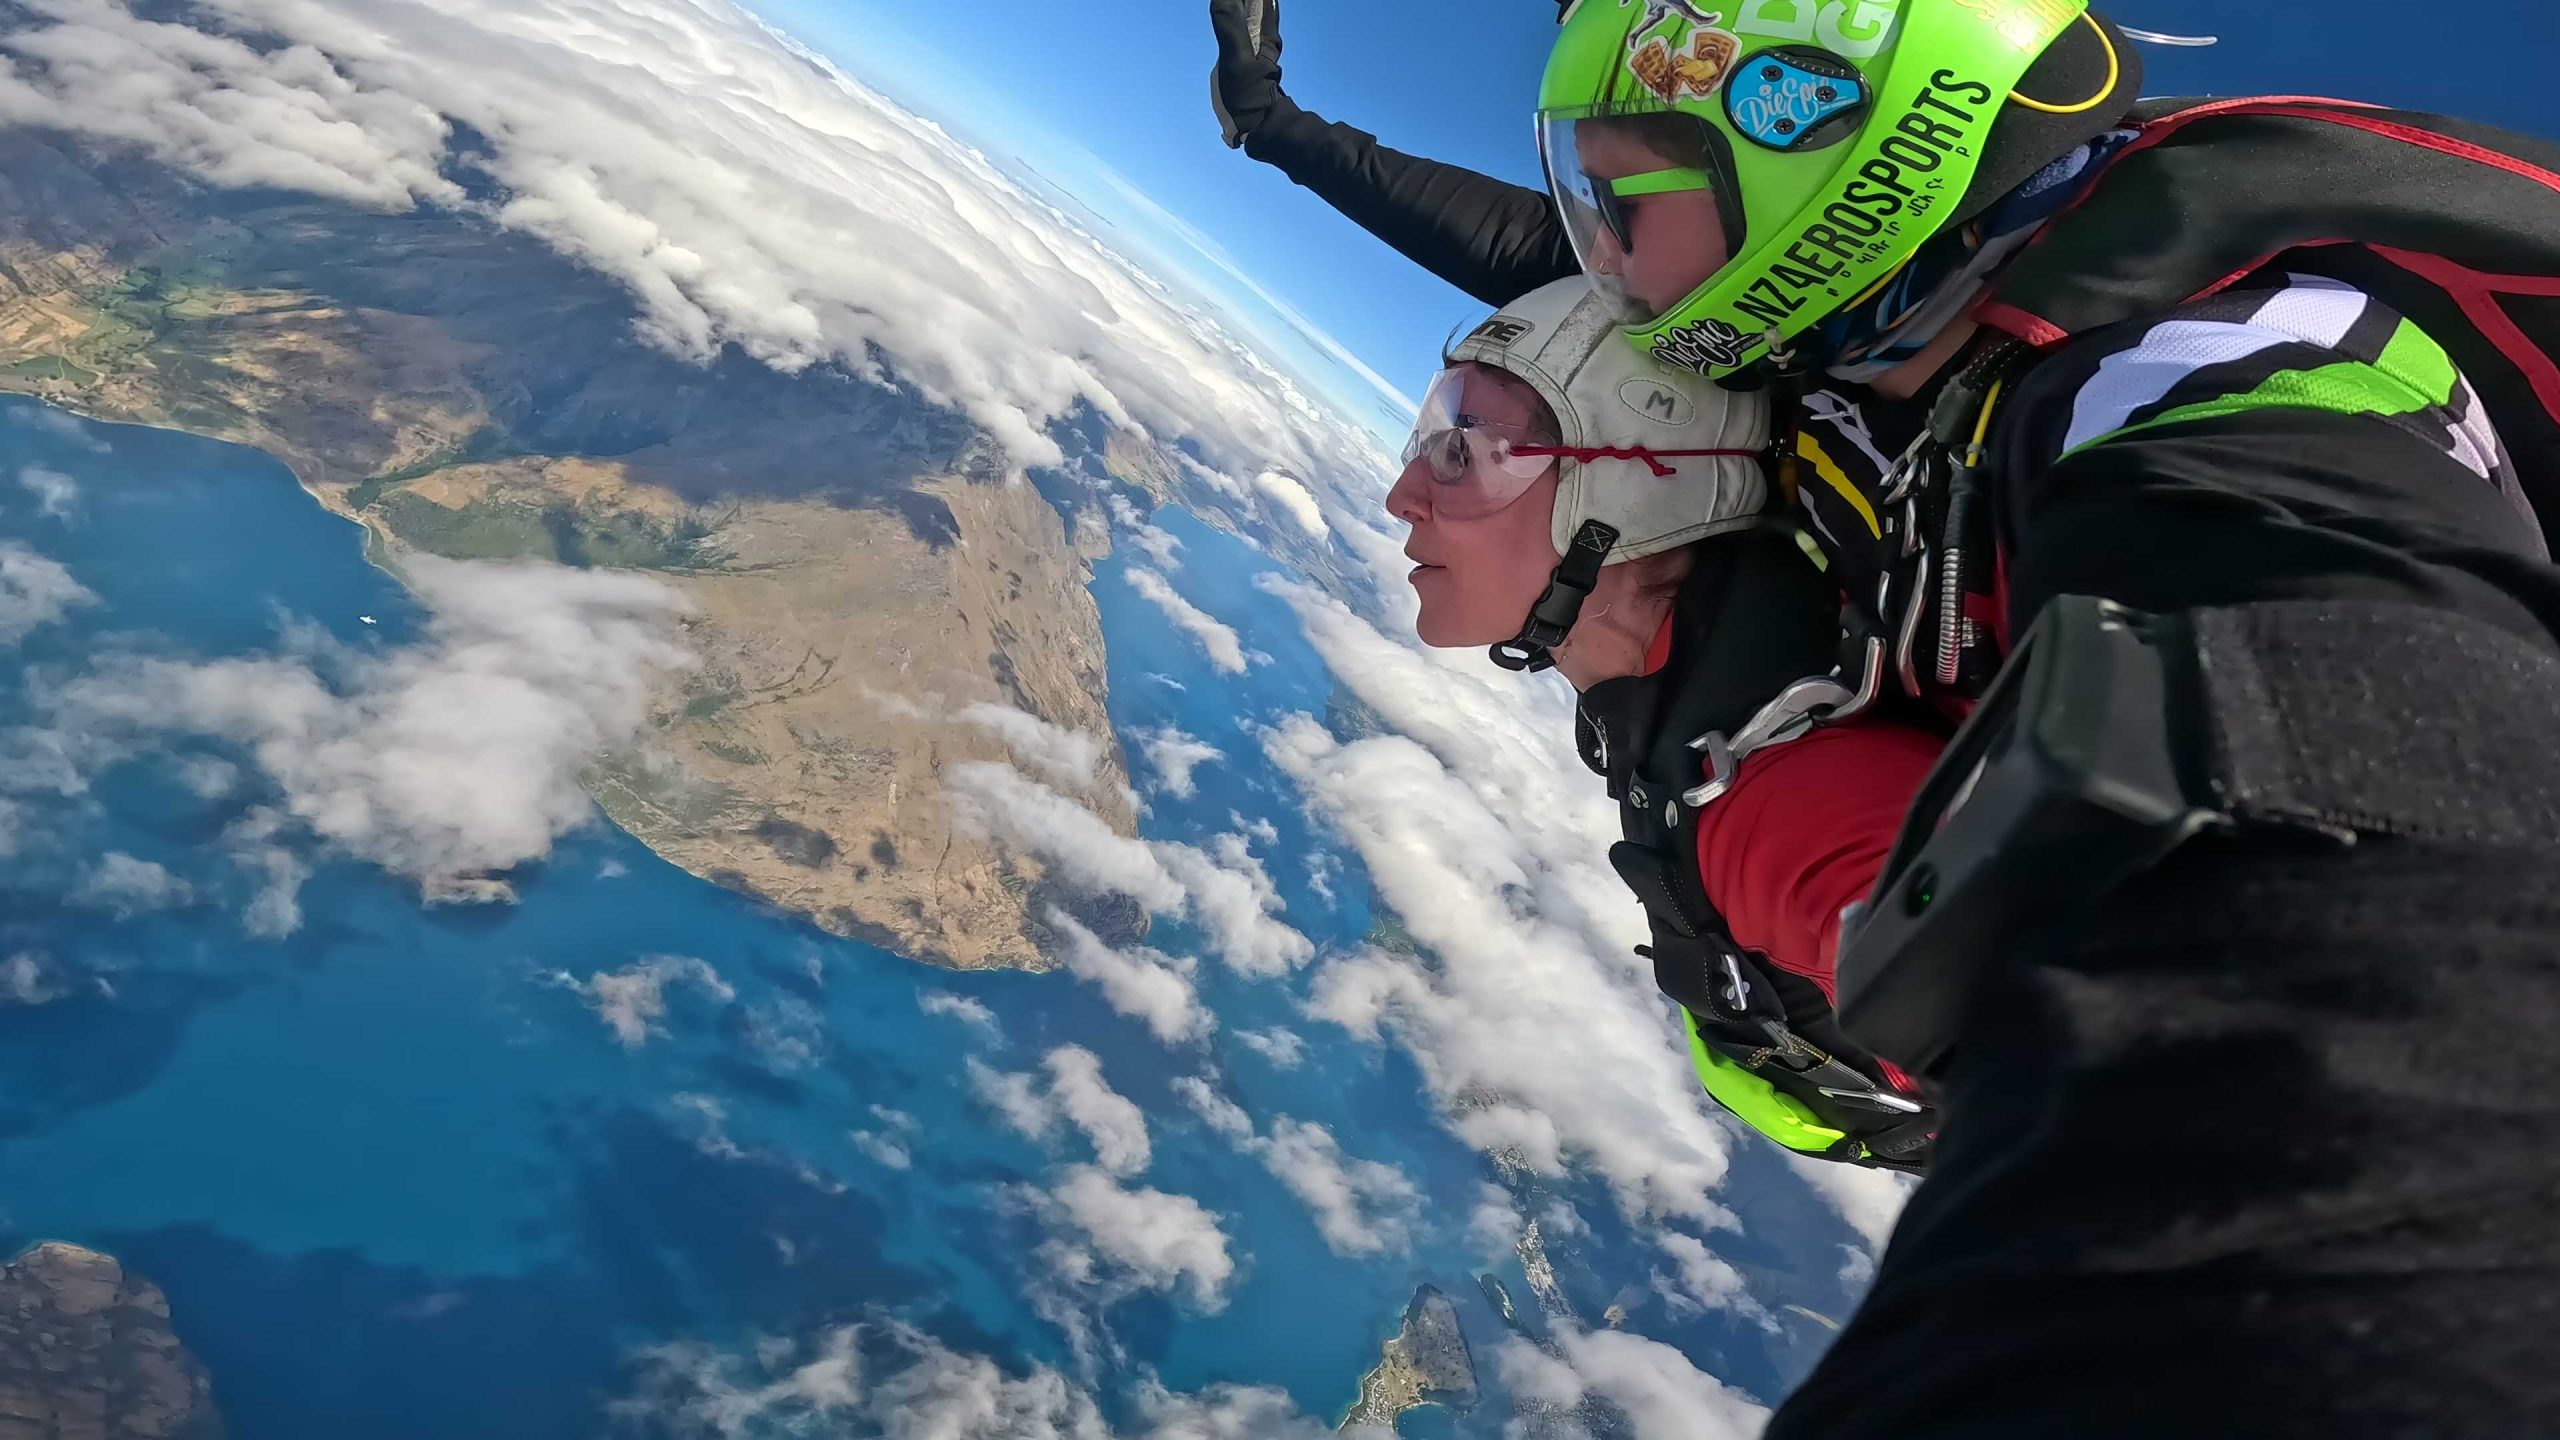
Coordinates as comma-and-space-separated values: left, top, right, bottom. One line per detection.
25, 555, 690, 914
0, 540, 94, 644
0, 0, 1389, 488
1123, 568, 1250, 676
947, 762, 1308, 977
620, 1320, 1342, 1440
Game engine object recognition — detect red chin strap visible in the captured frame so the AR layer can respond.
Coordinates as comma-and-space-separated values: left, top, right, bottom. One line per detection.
1507, 444, 1760, 478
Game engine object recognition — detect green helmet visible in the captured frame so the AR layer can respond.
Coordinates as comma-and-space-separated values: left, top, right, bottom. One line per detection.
1539, 0, 2122, 377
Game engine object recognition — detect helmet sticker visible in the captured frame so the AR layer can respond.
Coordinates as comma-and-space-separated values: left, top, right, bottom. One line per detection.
1726, 0, 1901, 59
1652, 318, 1755, 373
1725, 49, 1868, 150
1630, 26, 1742, 101
1622, 2, 1743, 101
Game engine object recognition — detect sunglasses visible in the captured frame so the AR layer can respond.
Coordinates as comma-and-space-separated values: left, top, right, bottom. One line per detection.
1581, 164, 1716, 256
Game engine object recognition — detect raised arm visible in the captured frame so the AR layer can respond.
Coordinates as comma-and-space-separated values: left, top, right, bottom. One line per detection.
1210, 0, 1578, 308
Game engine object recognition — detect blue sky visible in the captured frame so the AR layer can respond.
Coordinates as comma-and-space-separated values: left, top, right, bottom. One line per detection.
772, 0, 2559, 410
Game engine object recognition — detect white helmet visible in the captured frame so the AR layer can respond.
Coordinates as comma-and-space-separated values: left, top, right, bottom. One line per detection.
1443, 276, 1770, 565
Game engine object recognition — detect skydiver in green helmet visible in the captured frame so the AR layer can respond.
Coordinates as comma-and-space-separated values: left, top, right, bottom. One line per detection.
1216, 0, 2560, 1432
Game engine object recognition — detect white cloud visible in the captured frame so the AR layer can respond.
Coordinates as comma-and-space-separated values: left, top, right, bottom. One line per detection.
174, 755, 239, 799
1129, 1381, 1346, 1440
0, 953, 64, 1006
1232, 1026, 1305, 1070
1495, 1329, 1769, 1440
918, 989, 1002, 1040
1132, 726, 1220, 801
1169, 1086, 1421, 1261
69, 851, 194, 916
0, 0, 1389, 486
947, 762, 1309, 977
1252, 1117, 1419, 1259
1123, 568, 1248, 675
950, 761, 1184, 914
557, 954, 733, 1049
957, 702, 1106, 792
1037, 1165, 1235, 1311
1268, 711, 1739, 1228
972, 1045, 1152, 1178
671, 1092, 749, 1163
1043, 1045, 1152, 1178
1651, 1231, 1770, 1326
620, 1319, 1335, 1440
1467, 1184, 1524, 1256
850, 1129, 913, 1171
1170, 1076, 1252, 1141
0, 540, 95, 645
1251, 471, 1330, 539
1108, 494, 1183, 571
1046, 907, 1212, 1046
968, 1057, 1058, 1143
16, 465, 78, 520
38, 555, 690, 898
740, 994, 825, 1072
622, 1323, 865, 1440
230, 810, 309, 940
1781, 1153, 1913, 1252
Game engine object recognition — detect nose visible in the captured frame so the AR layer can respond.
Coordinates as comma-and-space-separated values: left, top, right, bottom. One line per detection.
1587, 224, 1628, 277
1385, 456, 1435, 527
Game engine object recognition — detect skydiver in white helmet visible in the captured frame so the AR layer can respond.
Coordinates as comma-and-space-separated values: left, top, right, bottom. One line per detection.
1387, 274, 1946, 1170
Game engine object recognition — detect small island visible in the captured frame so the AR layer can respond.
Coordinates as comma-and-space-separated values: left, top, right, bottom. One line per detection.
1340, 1285, 1477, 1432
0, 1242, 223, 1439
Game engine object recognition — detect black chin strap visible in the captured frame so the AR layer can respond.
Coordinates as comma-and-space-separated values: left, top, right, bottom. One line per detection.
1489, 520, 1620, 673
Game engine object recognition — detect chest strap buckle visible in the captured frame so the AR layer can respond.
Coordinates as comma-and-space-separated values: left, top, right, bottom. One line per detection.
1681, 641, 1882, 809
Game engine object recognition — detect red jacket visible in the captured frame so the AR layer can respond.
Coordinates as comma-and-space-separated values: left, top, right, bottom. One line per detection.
1692, 724, 1945, 1000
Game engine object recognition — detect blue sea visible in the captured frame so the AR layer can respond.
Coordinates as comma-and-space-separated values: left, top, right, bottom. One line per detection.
0, 395, 1860, 1436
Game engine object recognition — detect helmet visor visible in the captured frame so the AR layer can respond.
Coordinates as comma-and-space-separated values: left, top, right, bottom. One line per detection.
1538, 111, 1742, 325
1398, 367, 1559, 520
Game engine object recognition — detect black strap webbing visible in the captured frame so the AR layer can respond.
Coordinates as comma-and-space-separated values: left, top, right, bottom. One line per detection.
2194, 602, 2560, 847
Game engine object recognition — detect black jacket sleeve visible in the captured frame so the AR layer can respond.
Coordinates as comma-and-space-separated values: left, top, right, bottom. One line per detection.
1242, 99, 1578, 310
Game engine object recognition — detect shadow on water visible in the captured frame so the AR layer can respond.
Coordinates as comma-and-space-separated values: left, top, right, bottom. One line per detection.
44, 1101, 972, 1440
0, 972, 242, 1141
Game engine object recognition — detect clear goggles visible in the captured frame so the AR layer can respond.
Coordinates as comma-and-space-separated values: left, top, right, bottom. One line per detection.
1397, 367, 1760, 520
1398, 368, 1571, 520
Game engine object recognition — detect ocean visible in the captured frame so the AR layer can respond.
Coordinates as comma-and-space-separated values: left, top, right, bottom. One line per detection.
0, 395, 1849, 1436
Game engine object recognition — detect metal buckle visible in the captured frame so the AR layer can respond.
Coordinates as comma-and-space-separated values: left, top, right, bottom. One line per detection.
1818, 1086, 1926, 1115
1719, 952, 1753, 1013
1681, 674, 1859, 808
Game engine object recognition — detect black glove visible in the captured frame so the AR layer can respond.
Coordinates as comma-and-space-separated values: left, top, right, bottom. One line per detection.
1209, 0, 1290, 149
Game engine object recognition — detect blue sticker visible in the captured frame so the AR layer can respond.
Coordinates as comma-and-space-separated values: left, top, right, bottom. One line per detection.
1725, 51, 1866, 151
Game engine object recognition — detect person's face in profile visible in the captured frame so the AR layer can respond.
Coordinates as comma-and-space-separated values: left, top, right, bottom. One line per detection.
1384, 364, 1565, 649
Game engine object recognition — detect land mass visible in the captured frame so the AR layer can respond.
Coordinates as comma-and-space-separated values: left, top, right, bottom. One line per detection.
0, 135, 1153, 968
0, 1242, 222, 1440
1340, 1284, 1476, 1431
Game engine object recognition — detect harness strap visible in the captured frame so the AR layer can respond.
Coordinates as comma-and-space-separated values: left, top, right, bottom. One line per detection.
1841, 596, 2560, 1078
2195, 601, 2560, 846
1490, 520, 1618, 673
1615, 837, 1935, 1170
